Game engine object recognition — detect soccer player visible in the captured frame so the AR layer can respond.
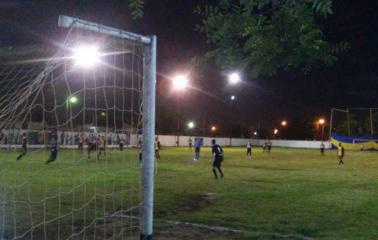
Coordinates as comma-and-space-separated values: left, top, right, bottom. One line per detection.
97, 135, 106, 159
267, 140, 272, 153
87, 136, 96, 159
194, 138, 201, 160
246, 142, 252, 157
188, 138, 193, 149
154, 137, 160, 159
78, 134, 84, 151
46, 136, 58, 164
16, 133, 27, 160
320, 142, 325, 156
119, 138, 124, 151
211, 139, 224, 179
337, 143, 345, 165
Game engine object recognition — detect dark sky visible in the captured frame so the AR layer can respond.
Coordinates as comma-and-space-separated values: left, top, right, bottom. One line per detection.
0, 0, 377, 138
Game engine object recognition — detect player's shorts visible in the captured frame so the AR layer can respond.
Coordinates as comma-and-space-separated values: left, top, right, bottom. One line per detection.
213, 156, 223, 167
195, 147, 200, 153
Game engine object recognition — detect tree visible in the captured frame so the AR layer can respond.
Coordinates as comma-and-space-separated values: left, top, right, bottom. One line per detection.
129, 0, 347, 77
194, 0, 343, 77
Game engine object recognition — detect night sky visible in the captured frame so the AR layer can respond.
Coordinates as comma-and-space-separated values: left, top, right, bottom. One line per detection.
0, 0, 377, 138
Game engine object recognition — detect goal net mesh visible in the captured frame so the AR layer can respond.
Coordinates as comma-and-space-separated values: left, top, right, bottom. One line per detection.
0, 20, 145, 239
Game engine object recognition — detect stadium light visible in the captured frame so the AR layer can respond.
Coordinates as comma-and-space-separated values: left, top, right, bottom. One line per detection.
274, 128, 279, 135
101, 112, 106, 117
69, 96, 78, 104
211, 126, 217, 132
281, 120, 287, 127
253, 131, 258, 136
172, 74, 189, 91
187, 121, 195, 129
318, 118, 325, 125
230, 95, 236, 101
72, 45, 101, 68
228, 72, 241, 85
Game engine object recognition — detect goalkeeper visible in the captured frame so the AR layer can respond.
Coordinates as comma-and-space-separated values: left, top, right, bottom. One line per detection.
16, 133, 27, 161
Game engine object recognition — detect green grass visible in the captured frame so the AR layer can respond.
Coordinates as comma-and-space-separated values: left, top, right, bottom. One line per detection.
1, 147, 377, 239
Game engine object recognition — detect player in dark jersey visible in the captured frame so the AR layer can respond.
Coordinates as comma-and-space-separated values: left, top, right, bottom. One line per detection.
211, 139, 224, 179
46, 136, 58, 164
16, 133, 27, 160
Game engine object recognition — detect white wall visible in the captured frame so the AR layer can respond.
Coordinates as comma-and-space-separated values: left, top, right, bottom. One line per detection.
154, 135, 331, 149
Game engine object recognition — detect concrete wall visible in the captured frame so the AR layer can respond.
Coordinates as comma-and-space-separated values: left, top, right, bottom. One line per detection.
155, 135, 332, 149
0, 130, 331, 149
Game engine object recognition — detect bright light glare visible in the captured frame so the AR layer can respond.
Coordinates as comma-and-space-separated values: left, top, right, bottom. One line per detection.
172, 75, 188, 91
69, 96, 78, 104
101, 112, 106, 117
253, 131, 258, 136
211, 126, 217, 131
73, 45, 100, 68
228, 72, 241, 85
318, 118, 325, 125
274, 129, 279, 135
281, 120, 287, 126
230, 95, 236, 100
188, 121, 195, 129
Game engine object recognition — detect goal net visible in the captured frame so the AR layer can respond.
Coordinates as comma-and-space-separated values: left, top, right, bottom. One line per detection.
0, 15, 156, 239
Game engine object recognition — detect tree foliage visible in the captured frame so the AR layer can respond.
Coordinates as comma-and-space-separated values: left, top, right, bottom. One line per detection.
129, 0, 347, 77
194, 0, 345, 77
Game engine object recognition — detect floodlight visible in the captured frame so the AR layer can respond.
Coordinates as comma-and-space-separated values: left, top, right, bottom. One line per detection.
318, 118, 325, 125
281, 120, 287, 126
188, 121, 195, 129
230, 95, 236, 100
274, 129, 278, 135
253, 131, 258, 136
69, 96, 78, 104
72, 45, 100, 68
228, 72, 241, 85
172, 74, 188, 91
211, 126, 217, 131
101, 112, 106, 117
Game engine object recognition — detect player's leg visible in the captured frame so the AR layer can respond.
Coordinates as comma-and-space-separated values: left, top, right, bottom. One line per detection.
212, 167, 218, 179
16, 147, 26, 160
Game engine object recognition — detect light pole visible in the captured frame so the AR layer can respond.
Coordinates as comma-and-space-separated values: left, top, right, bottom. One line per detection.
172, 74, 189, 147
318, 118, 325, 140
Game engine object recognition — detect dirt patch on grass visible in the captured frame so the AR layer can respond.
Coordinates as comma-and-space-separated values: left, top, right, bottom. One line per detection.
158, 192, 216, 217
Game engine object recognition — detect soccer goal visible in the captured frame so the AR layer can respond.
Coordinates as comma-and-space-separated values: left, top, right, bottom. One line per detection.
0, 15, 156, 239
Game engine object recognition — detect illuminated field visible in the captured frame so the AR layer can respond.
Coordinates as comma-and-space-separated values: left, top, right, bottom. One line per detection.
1, 147, 377, 239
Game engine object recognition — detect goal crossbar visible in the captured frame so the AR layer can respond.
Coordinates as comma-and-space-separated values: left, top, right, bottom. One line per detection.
58, 15, 151, 44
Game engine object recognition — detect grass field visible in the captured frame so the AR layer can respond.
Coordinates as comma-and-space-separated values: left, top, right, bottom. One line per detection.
0, 146, 377, 239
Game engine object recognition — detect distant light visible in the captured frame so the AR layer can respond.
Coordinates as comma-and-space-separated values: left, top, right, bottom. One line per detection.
228, 72, 241, 85
230, 95, 236, 100
318, 118, 325, 125
211, 126, 217, 132
69, 96, 78, 104
72, 45, 100, 68
274, 129, 278, 135
101, 112, 106, 117
188, 121, 195, 129
281, 120, 287, 126
172, 74, 189, 91
253, 131, 258, 136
